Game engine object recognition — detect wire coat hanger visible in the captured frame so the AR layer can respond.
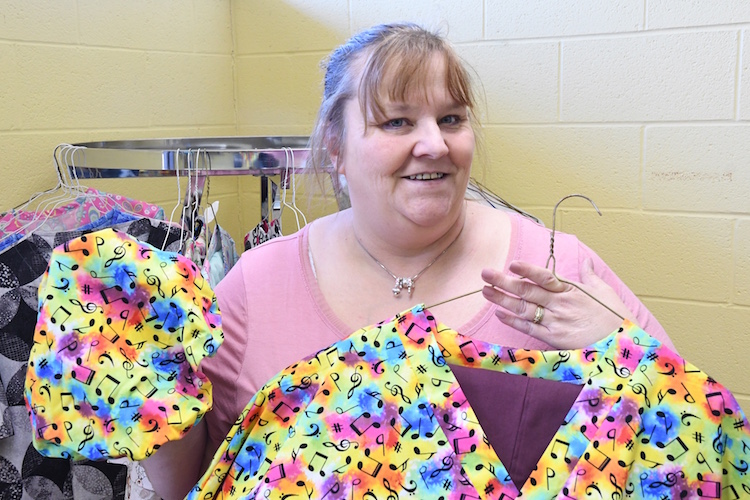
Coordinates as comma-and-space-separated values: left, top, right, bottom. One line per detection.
545, 194, 624, 321
427, 193, 625, 323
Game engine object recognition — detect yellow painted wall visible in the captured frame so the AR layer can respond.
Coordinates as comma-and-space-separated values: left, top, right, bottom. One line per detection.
1, 1, 748, 413
233, 0, 750, 413
0, 0, 244, 242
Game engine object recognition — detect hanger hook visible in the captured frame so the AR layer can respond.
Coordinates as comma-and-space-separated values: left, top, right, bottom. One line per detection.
545, 193, 624, 321
546, 194, 602, 274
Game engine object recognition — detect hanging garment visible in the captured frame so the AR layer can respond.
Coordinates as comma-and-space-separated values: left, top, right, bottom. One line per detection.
0, 187, 165, 240
25, 227, 223, 462
201, 223, 239, 288
190, 305, 750, 499
244, 217, 282, 251
0, 217, 183, 500
0, 209, 143, 438
183, 222, 208, 267
0, 206, 156, 253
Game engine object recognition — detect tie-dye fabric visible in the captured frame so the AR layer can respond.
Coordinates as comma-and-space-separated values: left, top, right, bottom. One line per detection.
24, 227, 223, 462
190, 305, 749, 499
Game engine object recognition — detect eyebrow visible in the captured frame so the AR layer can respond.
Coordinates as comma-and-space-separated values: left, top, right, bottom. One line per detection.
381, 101, 465, 113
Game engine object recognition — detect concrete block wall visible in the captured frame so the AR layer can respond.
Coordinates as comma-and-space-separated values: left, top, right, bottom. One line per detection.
232, 0, 750, 412
0, 0, 244, 243
1, 1, 748, 413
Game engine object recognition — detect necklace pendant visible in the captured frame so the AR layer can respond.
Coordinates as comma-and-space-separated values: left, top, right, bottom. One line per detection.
392, 277, 404, 296
392, 277, 414, 297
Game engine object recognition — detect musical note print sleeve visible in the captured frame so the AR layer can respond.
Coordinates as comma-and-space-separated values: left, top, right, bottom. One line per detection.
23, 227, 224, 462
189, 305, 750, 499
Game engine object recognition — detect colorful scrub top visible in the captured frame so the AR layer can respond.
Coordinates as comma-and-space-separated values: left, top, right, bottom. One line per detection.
191, 305, 749, 499
24, 228, 223, 462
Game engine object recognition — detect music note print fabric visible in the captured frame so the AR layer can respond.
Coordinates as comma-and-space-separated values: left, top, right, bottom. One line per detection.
191, 305, 749, 499
24, 227, 223, 462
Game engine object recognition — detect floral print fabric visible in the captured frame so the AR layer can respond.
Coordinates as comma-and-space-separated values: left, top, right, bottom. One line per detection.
190, 305, 750, 499
25, 228, 223, 462
0, 188, 164, 237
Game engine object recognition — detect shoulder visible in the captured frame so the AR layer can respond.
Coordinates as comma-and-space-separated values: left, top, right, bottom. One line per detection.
238, 226, 306, 267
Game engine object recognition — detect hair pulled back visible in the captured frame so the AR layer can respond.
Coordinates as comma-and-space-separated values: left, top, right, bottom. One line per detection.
306, 23, 478, 195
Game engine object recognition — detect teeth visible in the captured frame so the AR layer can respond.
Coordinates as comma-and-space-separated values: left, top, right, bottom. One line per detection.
408, 172, 445, 180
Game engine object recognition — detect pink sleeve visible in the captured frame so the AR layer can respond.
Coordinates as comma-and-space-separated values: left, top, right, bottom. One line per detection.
200, 255, 251, 460
576, 240, 677, 352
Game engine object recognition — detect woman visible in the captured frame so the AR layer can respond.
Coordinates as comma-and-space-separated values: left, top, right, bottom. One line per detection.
144, 23, 675, 499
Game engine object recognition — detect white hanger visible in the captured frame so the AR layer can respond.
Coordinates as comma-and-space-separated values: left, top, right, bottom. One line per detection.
281, 147, 307, 232
1, 144, 86, 246
162, 148, 184, 251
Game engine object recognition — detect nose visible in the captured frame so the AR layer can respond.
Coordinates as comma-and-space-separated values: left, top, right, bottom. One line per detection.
412, 121, 449, 159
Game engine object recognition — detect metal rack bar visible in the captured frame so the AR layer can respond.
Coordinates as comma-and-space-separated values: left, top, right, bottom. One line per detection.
59, 136, 349, 215
65, 136, 312, 179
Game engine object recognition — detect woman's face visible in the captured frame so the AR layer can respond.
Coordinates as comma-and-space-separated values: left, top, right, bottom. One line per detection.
336, 55, 475, 233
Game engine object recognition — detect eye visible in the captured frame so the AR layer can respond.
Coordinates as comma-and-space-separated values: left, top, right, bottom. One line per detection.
382, 118, 408, 129
439, 115, 462, 126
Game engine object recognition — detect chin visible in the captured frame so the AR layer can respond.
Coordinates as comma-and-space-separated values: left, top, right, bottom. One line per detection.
401, 204, 460, 228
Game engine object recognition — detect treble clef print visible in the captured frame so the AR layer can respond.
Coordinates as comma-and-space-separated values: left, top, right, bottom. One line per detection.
77, 418, 96, 452
609, 473, 624, 500
429, 454, 455, 478
347, 366, 363, 399
629, 381, 651, 408
322, 439, 358, 452
144, 268, 165, 298
385, 381, 412, 405
104, 241, 130, 268
605, 357, 631, 378
285, 374, 316, 393
428, 344, 446, 367
382, 478, 399, 500
552, 351, 570, 372
712, 424, 727, 455
69, 298, 99, 314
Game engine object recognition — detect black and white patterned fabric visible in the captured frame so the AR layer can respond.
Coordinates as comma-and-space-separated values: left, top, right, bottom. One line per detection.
0, 218, 181, 500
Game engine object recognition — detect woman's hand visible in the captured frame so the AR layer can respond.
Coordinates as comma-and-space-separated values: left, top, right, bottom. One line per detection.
481, 258, 636, 350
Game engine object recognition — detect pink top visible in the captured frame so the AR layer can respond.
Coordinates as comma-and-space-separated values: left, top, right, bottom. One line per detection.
202, 212, 673, 470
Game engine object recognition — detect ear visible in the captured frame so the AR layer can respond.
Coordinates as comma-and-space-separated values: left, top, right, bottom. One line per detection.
326, 137, 344, 175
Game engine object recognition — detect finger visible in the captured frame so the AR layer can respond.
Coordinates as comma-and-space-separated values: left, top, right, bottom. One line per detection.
494, 308, 550, 342
482, 267, 556, 309
482, 284, 539, 320
507, 261, 570, 293
579, 257, 602, 287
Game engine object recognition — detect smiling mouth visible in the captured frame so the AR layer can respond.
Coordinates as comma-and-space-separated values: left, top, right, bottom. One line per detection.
407, 173, 445, 180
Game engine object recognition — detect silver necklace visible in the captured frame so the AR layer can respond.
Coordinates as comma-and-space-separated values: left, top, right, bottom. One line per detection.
354, 226, 463, 297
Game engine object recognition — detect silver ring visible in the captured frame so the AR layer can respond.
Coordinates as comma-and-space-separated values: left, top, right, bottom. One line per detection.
532, 305, 544, 324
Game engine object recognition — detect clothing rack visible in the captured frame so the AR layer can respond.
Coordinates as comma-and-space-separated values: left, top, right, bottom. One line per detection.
64, 136, 340, 213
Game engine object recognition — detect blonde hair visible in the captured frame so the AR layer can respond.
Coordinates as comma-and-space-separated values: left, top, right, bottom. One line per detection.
306, 23, 479, 198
